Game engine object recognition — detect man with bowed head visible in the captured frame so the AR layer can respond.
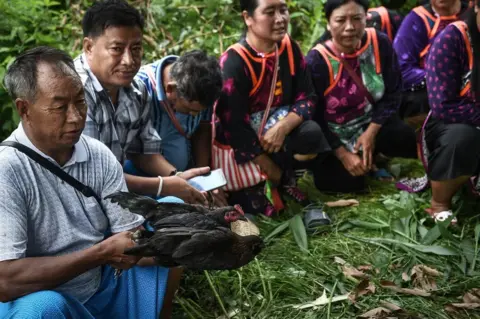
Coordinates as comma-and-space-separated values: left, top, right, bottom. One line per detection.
0, 46, 168, 318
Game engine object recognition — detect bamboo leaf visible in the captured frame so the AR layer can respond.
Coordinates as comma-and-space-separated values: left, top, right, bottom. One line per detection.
356, 237, 460, 256
349, 220, 390, 230
264, 220, 290, 242
289, 214, 308, 253
421, 225, 441, 245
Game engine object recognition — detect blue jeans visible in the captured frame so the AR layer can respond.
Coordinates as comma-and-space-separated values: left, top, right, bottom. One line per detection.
0, 265, 168, 319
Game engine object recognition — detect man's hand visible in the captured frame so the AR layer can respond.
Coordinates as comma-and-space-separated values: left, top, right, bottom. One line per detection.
163, 176, 208, 205
177, 167, 210, 180
210, 188, 229, 207
335, 147, 367, 177
260, 123, 287, 154
100, 231, 140, 270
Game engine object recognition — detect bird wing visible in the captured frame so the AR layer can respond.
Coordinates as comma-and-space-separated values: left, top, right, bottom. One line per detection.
172, 227, 233, 260
153, 213, 222, 230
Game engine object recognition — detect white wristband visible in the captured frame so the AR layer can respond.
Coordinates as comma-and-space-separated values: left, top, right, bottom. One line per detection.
156, 176, 164, 197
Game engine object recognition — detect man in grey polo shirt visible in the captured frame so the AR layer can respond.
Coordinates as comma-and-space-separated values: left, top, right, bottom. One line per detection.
0, 47, 169, 318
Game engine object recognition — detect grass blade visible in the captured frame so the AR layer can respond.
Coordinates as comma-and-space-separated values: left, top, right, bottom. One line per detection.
289, 214, 308, 253
469, 224, 480, 274
357, 237, 460, 256
264, 220, 290, 242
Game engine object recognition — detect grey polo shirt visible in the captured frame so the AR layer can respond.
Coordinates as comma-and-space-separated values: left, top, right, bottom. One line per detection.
0, 123, 144, 303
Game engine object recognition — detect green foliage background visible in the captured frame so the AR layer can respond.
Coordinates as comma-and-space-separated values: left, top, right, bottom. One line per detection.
0, 0, 416, 140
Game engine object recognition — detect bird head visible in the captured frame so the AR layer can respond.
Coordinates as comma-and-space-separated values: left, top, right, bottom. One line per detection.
224, 204, 247, 223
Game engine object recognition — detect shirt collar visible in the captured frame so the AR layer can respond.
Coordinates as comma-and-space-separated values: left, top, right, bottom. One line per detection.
11, 123, 88, 167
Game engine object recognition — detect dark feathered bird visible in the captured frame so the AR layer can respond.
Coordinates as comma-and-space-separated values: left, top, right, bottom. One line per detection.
126, 227, 264, 270
105, 191, 246, 227
104, 191, 264, 272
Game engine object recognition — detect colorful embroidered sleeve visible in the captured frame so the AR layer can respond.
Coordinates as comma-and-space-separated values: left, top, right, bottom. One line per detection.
216, 49, 263, 164
306, 49, 343, 150
372, 31, 402, 125
290, 39, 316, 120
393, 11, 429, 89
426, 25, 480, 126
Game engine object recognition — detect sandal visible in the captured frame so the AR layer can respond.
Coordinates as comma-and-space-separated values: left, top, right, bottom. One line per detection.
428, 209, 458, 225
370, 168, 395, 182
303, 205, 331, 234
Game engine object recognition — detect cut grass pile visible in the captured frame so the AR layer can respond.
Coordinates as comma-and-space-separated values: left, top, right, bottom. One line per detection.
174, 159, 480, 319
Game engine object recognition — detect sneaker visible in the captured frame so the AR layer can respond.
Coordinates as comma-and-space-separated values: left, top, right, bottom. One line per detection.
283, 184, 309, 206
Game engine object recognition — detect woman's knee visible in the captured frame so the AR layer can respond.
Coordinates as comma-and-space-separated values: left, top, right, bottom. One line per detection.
442, 124, 480, 154
6, 291, 71, 318
290, 120, 331, 155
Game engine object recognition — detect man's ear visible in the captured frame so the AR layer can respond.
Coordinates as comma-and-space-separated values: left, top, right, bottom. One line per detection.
15, 98, 29, 120
165, 82, 177, 99
83, 37, 94, 56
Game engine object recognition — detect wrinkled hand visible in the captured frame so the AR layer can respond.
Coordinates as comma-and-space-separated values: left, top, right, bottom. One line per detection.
354, 131, 376, 171
101, 231, 140, 270
260, 124, 287, 154
163, 176, 208, 205
339, 151, 367, 177
177, 167, 211, 180
209, 188, 229, 207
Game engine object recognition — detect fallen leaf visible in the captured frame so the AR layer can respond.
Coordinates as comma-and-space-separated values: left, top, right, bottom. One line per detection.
325, 199, 360, 207
343, 265, 368, 279
379, 301, 402, 311
334, 256, 347, 265
450, 303, 480, 309
380, 280, 431, 297
292, 290, 349, 309
349, 279, 376, 303
359, 307, 391, 318
410, 265, 442, 292
463, 289, 480, 304
358, 265, 373, 271
446, 289, 480, 312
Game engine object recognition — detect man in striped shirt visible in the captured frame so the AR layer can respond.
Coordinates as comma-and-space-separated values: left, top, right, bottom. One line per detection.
75, 0, 212, 206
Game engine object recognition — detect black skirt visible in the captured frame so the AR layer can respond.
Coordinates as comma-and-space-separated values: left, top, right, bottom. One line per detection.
424, 116, 480, 181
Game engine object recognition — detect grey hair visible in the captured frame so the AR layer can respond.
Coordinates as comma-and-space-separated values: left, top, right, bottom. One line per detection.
169, 50, 223, 108
3, 46, 78, 102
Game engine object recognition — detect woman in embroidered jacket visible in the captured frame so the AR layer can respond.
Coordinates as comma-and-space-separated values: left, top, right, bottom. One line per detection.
393, 0, 469, 120
214, 0, 329, 215
306, 0, 417, 194
421, 1, 480, 224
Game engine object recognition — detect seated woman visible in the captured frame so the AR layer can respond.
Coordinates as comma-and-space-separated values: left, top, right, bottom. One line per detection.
393, 0, 469, 121
214, 0, 330, 216
306, 0, 417, 194
421, 2, 480, 224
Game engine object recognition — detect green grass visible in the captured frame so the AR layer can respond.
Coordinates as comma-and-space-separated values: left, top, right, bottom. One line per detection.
173, 159, 480, 319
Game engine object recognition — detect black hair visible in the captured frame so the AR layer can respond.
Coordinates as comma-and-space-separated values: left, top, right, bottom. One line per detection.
240, 0, 258, 15
315, 0, 370, 44
3, 46, 77, 101
170, 50, 223, 108
466, 0, 480, 99
82, 0, 144, 38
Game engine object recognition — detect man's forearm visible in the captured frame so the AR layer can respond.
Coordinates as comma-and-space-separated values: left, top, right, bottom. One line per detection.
192, 122, 212, 168
129, 153, 176, 177
0, 244, 108, 302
